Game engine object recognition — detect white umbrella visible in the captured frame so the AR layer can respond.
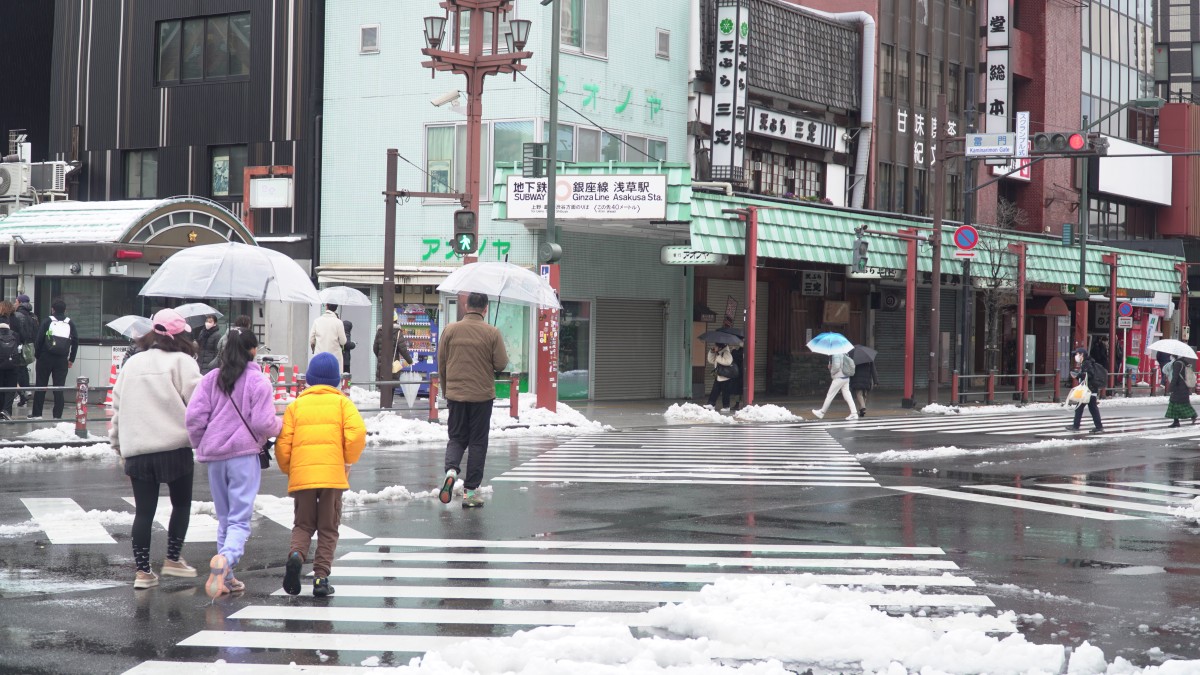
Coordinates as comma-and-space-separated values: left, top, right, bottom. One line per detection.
1147, 339, 1198, 360
174, 302, 224, 319
106, 315, 153, 339
318, 286, 372, 307
436, 262, 561, 310
139, 242, 320, 304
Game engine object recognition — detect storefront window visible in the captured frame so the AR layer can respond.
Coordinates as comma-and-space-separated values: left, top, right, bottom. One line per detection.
559, 300, 591, 400
491, 303, 529, 374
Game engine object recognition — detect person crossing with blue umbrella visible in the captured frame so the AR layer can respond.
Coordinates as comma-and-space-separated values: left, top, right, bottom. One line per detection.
807, 332, 859, 421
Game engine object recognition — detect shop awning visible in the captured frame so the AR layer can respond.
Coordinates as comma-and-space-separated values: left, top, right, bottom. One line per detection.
690, 193, 1184, 295
0, 197, 251, 246
316, 266, 461, 286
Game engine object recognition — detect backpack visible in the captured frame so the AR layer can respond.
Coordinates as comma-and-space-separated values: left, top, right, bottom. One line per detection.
839, 354, 857, 378
0, 329, 20, 369
1187, 364, 1198, 390
1087, 360, 1108, 389
46, 317, 72, 357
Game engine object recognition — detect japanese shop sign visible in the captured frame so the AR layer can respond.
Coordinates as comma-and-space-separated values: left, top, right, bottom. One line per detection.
985, 49, 1010, 133
710, 2, 750, 184
748, 107, 836, 150
801, 271, 827, 297
986, 0, 1010, 48
505, 175, 668, 220
896, 108, 958, 167
660, 246, 729, 266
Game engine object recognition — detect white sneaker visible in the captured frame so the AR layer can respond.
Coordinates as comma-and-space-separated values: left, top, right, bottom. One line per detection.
811, 409, 825, 419
720, 408, 730, 412
703, 404, 715, 410
846, 414, 859, 420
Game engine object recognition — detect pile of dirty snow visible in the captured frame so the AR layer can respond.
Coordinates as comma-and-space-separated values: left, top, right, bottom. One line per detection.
664, 402, 736, 425
733, 404, 803, 423
858, 437, 1108, 464
366, 399, 607, 447
922, 394, 1193, 417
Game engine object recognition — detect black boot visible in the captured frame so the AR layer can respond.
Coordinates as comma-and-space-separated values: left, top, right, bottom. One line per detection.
1170, 419, 1181, 428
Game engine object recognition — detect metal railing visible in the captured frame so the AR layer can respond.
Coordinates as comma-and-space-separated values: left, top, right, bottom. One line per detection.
950, 369, 1185, 407
0, 377, 91, 438
332, 372, 522, 423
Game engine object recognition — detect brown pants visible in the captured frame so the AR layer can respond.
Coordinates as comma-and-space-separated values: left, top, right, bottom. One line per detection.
290, 488, 343, 578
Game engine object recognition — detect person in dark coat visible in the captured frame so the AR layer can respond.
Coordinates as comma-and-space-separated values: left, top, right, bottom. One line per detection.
11, 294, 36, 407
1165, 356, 1196, 427
1090, 337, 1110, 372
1067, 347, 1105, 433
194, 315, 222, 375
848, 350, 879, 417
341, 320, 355, 373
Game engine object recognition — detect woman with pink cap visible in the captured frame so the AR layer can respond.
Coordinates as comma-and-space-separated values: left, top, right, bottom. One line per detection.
110, 308, 203, 589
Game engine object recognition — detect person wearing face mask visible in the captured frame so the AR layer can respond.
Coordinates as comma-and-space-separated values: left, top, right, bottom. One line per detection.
195, 315, 222, 375
1067, 347, 1106, 433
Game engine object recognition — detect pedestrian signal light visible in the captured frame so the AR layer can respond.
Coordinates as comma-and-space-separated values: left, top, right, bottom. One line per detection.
452, 209, 478, 255
852, 236, 870, 273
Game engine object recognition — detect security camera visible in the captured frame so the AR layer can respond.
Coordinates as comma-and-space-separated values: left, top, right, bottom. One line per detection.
431, 90, 461, 107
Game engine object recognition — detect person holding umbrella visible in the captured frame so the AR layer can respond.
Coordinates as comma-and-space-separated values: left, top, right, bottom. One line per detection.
808, 332, 858, 420
848, 346, 879, 417
718, 317, 746, 411
704, 337, 740, 412
1164, 356, 1197, 427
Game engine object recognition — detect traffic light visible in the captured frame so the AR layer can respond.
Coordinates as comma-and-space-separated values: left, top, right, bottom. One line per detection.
1030, 131, 1108, 156
451, 209, 478, 255
852, 236, 869, 273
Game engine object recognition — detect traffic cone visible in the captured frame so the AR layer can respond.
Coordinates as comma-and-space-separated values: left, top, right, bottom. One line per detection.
291, 365, 300, 399
274, 367, 287, 401
104, 363, 119, 407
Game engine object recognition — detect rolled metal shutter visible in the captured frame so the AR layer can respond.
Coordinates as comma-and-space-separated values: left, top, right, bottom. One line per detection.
593, 299, 665, 400
873, 286, 960, 389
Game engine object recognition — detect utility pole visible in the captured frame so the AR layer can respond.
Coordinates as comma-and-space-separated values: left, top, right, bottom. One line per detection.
380, 150, 400, 409
928, 93, 948, 406
1074, 114, 1091, 351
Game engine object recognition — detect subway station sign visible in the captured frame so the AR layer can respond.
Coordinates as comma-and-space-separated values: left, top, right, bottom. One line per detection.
506, 175, 668, 220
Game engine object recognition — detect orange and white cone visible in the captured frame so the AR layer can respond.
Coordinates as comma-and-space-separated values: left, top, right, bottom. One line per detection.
104, 363, 119, 407
291, 366, 300, 399
274, 367, 287, 401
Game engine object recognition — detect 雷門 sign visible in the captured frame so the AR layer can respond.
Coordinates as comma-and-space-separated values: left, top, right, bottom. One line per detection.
506, 175, 668, 220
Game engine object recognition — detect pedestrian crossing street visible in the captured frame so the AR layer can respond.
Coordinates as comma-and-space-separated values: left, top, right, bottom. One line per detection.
125, 537, 1009, 673
15, 497, 369, 545
891, 480, 1200, 521
493, 425, 878, 487
813, 411, 1200, 440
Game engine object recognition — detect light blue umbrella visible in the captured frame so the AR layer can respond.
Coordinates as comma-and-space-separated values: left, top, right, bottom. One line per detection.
806, 332, 853, 355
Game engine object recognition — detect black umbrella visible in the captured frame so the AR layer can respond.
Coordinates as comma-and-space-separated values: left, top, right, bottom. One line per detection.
717, 326, 745, 339
851, 345, 878, 365
699, 331, 745, 345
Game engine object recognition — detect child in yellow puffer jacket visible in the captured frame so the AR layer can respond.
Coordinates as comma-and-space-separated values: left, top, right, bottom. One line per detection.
275, 352, 366, 597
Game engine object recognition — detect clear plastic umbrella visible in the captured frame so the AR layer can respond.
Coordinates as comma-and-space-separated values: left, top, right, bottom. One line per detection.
436, 262, 561, 309
174, 302, 223, 319
1147, 339, 1198, 360
106, 315, 153, 339
318, 286, 372, 307
139, 242, 320, 304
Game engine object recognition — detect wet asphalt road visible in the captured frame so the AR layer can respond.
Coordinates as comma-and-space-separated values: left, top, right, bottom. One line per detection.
2, 403, 1200, 673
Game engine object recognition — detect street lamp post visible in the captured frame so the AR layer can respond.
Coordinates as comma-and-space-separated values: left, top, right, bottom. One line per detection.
1073, 97, 1164, 350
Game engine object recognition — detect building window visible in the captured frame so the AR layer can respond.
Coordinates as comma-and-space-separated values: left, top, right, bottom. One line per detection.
948, 63, 961, 113
558, 300, 591, 400
1193, 43, 1200, 76
946, 174, 962, 221
543, 122, 577, 162
493, 120, 535, 171
577, 128, 622, 162
360, 25, 380, 54
913, 168, 928, 216
125, 150, 158, 199
656, 29, 670, 60
561, 0, 608, 58
211, 145, 248, 197
895, 166, 908, 212
425, 123, 492, 197
795, 158, 824, 198
157, 13, 251, 85
625, 134, 666, 161
916, 54, 929, 107
876, 163, 892, 211
1153, 44, 1168, 81
896, 49, 910, 102
880, 44, 895, 99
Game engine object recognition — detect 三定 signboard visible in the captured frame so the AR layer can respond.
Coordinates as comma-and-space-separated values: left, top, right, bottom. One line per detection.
710, 3, 751, 183
748, 106, 836, 150
506, 175, 668, 220
801, 270, 827, 296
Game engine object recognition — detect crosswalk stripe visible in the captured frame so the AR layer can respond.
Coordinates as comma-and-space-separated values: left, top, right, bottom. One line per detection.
20, 498, 116, 544
499, 471, 875, 481
887, 486, 1141, 521
338, 551, 958, 570
125, 663, 404, 674
122, 497, 219, 542
321, 565, 976, 586
489, 473, 883, 482
531, 452, 861, 460
362, 538, 946, 555
178, 631, 460, 652
232, 605, 652, 626
1109, 482, 1200, 496
1033, 483, 1195, 503
961, 485, 1180, 515
254, 499, 369, 540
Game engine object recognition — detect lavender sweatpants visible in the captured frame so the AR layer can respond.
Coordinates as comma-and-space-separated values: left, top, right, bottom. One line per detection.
207, 453, 262, 569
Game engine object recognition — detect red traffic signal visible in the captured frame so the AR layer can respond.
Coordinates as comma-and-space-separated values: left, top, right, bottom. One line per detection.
1030, 131, 1106, 156
1067, 133, 1085, 151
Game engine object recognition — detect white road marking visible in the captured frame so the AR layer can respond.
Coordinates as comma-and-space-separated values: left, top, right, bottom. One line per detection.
232, 605, 651, 626
338, 551, 958, 570
887, 486, 1141, 521
254, 499, 368, 540
1033, 483, 1194, 503
1109, 482, 1200, 496
962, 485, 1180, 515
20, 498, 116, 544
125, 662, 407, 674
321, 566, 977, 586
492, 476, 878, 486
363, 538, 946, 555
178, 630, 461, 652
122, 497, 218, 542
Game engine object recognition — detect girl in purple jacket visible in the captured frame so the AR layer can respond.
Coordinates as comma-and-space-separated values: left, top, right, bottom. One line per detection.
186, 328, 282, 597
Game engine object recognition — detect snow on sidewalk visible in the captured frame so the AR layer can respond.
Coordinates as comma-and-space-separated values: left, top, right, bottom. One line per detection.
922, 394, 1199, 417
367, 397, 610, 447
664, 403, 803, 425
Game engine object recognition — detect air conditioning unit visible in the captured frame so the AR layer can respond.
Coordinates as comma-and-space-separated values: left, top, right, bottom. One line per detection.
0, 163, 31, 198
31, 161, 72, 192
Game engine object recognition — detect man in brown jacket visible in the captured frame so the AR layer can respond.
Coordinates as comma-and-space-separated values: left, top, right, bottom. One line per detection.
437, 292, 509, 508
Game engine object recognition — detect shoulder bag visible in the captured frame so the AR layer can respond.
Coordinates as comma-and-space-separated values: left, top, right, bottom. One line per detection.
228, 393, 275, 469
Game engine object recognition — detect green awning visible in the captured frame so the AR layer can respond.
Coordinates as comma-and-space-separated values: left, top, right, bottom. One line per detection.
690, 193, 1183, 294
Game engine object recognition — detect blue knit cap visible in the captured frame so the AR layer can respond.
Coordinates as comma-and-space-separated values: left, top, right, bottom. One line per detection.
306, 352, 342, 388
